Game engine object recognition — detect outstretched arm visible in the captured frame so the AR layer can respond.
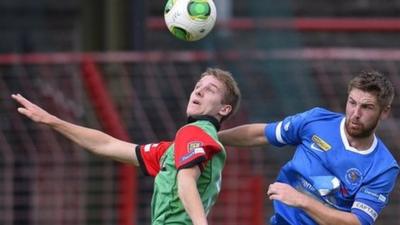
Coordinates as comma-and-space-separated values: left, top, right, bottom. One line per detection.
177, 167, 208, 225
218, 123, 269, 147
12, 93, 138, 165
267, 182, 360, 225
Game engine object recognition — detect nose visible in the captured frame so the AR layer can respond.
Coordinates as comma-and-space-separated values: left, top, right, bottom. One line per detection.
195, 87, 204, 97
353, 106, 361, 119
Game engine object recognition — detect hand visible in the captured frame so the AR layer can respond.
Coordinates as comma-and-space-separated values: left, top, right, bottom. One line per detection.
11, 93, 55, 124
267, 182, 305, 207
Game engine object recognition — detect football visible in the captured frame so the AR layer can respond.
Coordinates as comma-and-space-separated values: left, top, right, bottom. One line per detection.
164, 0, 217, 41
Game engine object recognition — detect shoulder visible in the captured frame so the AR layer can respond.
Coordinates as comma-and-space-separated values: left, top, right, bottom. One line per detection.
375, 140, 400, 170
174, 123, 223, 170
361, 139, 400, 187
281, 107, 341, 127
177, 121, 218, 139
296, 107, 343, 123
305, 107, 341, 117
177, 124, 213, 138
175, 123, 220, 149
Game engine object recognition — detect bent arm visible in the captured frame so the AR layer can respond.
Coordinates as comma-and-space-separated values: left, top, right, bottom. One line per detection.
12, 94, 138, 165
301, 196, 360, 225
177, 166, 208, 225
218, 123, 268, 147
268, 182, 360, 225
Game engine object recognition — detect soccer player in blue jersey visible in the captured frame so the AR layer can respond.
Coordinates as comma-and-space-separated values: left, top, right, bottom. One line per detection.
219, 70, 399, 225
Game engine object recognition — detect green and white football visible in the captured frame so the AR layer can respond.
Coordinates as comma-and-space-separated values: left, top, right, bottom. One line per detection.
164, 0, 217, 41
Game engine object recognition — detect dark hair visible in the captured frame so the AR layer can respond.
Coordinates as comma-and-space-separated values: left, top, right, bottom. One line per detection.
201, 68, 241, 120
348, 70, 394, 108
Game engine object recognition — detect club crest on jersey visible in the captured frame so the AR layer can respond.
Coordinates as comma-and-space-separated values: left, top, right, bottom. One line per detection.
180, 141, 205, 162
188, 142, 202, 152
345, 168, 362, 186
311, 135, 331, 151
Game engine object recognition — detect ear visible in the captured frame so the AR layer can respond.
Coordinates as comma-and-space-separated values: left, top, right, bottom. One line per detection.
218, 104, 232, 117
380, 105, 391, 120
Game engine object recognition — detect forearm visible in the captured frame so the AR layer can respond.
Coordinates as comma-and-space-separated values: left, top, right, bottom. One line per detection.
49, 116, 138, 165
300, 195, 360, 225
218, 123, 268, 147
268, 182, 360, 225
177, 168, 208, 225
51, 116, 110, 151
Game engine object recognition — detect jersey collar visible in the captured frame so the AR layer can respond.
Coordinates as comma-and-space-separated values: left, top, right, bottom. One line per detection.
340, 118, 377, 155
187, 115, 221, 131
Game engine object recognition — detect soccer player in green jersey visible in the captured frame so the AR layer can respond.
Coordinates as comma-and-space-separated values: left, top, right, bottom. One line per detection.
12, 68, 241, 225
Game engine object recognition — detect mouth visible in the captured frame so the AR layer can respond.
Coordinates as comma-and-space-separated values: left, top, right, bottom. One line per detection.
349, 121, 362, 129
192, 99, 200, 105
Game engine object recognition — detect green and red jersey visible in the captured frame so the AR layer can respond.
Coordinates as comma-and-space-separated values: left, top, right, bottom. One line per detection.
136, 116, 226, 225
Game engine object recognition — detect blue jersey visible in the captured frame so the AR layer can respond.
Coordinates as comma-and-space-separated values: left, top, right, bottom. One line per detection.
264, 107, 399, 225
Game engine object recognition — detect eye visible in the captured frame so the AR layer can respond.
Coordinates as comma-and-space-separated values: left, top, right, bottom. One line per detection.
206, 86, 217, 93
364, 104, 375, 110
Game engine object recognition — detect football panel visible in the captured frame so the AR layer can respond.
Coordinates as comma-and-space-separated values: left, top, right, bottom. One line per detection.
164, 0, 176, 14
187, 0, 211, 20
171, 26, 192, 41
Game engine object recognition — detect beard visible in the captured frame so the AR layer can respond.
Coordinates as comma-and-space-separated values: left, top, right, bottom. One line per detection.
345, 118, 378, 138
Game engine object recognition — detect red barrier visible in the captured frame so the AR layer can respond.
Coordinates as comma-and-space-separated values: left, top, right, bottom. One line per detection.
3, 48, 400, 65
148, 17, 400, 32
250, 176, 265, 225
81, 57, 137, 225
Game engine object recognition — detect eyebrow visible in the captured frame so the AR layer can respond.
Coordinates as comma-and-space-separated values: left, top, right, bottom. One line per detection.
209, 83, 220, 90
197, 81, 220, 90
348, 96, 376, 106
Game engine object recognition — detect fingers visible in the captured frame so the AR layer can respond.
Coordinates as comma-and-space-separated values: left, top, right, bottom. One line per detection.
12, 94, 36, 119
11, 93, 32, 107
267, 182, 279, 193
267, 182, 303, 207
17, 107, 30, 116
267, 182, 285, 200
267, 185, 278, 201
11, 93, 21, 101
267, 183, 276, 198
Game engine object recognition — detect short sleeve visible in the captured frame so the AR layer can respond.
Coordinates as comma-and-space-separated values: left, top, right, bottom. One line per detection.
136, 141, 172, 177
264, 107, 327, 147
265, 112, 309, 147
174, 125, 221, 170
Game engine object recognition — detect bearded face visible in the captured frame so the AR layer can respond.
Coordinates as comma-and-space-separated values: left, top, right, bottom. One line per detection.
344, 115, 379, 138
345, 89, 386, 138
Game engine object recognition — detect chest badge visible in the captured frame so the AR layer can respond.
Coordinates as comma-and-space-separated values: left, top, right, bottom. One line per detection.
311, 135, 331, 151
345, 168, 362, 186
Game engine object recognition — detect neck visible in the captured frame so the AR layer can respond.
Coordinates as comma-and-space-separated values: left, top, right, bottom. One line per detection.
187, 115, 221, 131
345, 130, 375, 151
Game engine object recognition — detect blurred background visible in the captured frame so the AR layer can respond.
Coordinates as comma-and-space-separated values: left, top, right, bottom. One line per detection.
0, 0, 400, 225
